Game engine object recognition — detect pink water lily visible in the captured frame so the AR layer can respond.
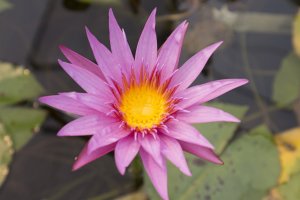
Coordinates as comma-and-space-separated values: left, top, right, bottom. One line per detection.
39, 8, 248, 200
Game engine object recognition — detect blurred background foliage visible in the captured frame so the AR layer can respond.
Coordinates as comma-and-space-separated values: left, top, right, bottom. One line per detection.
0, 0, 300, 199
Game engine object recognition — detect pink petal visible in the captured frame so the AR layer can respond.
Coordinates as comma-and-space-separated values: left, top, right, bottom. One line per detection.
176, 105, 240, 123
115, 135, 140, 175
85, 27, 122, 83
134, 9, 157, 73
176, 79, 248, 108
57, 115, 117, 136
170, 41, 223, 90
139, 134, 164, 168
108, 9, 134, 76
164, 120, 214, 149
72, 142, 116, 171
39, 95, 97, 116
157, 21, 188, 82
58, 60, 110, 95
65, 93, 111, 114
180, 141, 223, 165
59, 45, 105, 79
140, 149, 169, 200
160, 135, 191, 176
88, 126, 130, 154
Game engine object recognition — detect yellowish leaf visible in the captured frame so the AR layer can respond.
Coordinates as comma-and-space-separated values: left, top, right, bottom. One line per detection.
275, 127, 300, 184
293, 10, 300, 57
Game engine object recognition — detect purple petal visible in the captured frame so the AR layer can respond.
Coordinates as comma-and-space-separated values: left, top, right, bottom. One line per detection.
170, 41, 223, 90
72, 142, 116, 171
39, 95, 97, 116
59, 45, 105, 79
85, 27, 122, 82
108, 9, 134, 76
160, 135, 191, 176
180, 141, 223, 165
140, 149, 169, 200
64, 93, 111, 114
115, 135, 140, 175
134, 9, 157, 73
176, 79, 248, 108
57, 115, 117, 136
139, 134, 164, 168
164, 120, 214, 149
157, 21, 188, 82
176, 105, 240, 123
58, 60, 111, 95
88, 126, 130, 154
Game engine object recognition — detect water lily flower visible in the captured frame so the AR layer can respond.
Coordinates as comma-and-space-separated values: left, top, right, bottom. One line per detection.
39, 8, 248, 200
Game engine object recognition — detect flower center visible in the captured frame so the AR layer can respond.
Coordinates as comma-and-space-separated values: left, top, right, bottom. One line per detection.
119, 84, 167, 130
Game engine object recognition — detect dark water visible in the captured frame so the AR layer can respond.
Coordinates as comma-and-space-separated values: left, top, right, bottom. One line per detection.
0, 0, 298, 199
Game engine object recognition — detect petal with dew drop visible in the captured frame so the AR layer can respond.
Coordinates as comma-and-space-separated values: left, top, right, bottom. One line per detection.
72, 142, 116, 171
165, 120, 214, 150
57, 115, 117, 136
59, 45, 105, 79
176, 105, 240, 124
176, 79, 248, 109
170, 41, 223, 90
39, 95, 97, 116
160, 134, 191, 176
140, 149, 169, 200
134, 9, 157, 73
115, 135, 140, 175
180, 141, 223, 165
109, 9, 134, 76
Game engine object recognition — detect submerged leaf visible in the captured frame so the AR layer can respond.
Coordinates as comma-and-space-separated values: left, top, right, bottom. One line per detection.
0, 0, 12, 12
272, 53, 300, 106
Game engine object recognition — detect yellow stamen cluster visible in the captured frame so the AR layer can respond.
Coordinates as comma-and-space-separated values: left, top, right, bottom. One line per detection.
120, 83, 167, 130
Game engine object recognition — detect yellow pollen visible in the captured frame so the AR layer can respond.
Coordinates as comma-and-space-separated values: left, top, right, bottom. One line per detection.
120, 84, 167, 130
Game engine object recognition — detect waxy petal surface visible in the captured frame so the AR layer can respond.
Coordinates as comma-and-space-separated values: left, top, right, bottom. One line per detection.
109, 9, 134, 76
73, 142, 116, 171
39, 95, 97, 116
115, 135, 140, 175
177, 105, 240, 123
165, 120, 214, 149
170, 41, 223, 90
140, 149, 169, 200
58, 60, 110, 95
134, 9, 157, 73
57, 115, 116, 136
180, 141, 223, 165
176, 79, 248, 108
160, 135, 191, 176
59, 45, 105, 79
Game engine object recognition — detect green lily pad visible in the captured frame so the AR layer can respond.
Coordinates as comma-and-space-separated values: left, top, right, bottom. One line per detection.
145, 102, 249, 199
0, 124, 13, 186
145, 125, 280, 200
0, 106, 46, 151
272, 53, 300, 107
0, 62, 44, 106
277, 172, 300, 200
0, 0, 12, 12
